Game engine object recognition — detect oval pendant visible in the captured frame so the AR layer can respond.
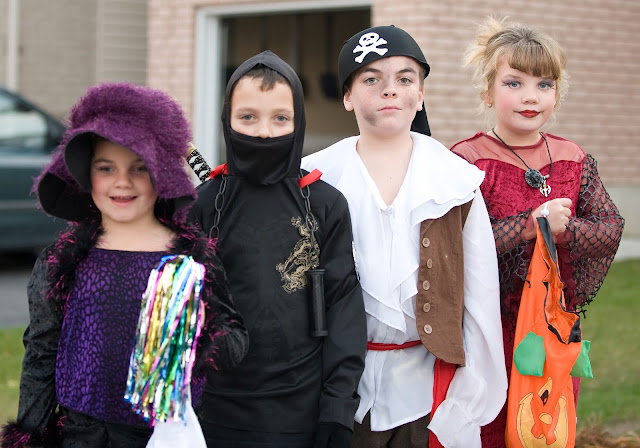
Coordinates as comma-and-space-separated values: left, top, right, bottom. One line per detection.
524, 169, 544, 189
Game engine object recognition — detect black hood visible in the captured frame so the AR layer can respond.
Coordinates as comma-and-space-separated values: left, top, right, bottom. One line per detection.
221, 50, 306, 185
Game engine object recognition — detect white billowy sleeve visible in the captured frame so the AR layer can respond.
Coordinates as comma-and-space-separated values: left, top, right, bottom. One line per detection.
427, 191, 507, 447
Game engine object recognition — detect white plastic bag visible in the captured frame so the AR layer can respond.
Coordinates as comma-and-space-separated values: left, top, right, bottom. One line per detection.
146, 401, 206, 448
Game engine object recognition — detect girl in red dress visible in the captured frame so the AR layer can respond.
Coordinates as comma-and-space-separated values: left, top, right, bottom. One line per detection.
451, 17, 624, 448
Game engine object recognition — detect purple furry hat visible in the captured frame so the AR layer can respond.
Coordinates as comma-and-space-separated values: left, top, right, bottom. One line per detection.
35, 82, 195, 221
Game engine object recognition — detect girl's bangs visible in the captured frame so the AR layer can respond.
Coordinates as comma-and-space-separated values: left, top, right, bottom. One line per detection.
506, 43, 561, 80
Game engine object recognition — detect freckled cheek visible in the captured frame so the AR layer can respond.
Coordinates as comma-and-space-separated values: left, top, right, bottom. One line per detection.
359, 108, 378, 127
401, 95, 419, 109
351, 97, 378, 126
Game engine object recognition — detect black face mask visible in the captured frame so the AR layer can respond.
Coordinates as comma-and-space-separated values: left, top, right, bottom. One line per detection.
228, 128, 296, 186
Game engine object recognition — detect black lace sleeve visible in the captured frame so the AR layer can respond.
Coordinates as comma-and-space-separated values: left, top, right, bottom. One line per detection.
2, 248, 62, 447
564, 155, 624, 310
486, 208, 533, 302
491, 208, 533, 255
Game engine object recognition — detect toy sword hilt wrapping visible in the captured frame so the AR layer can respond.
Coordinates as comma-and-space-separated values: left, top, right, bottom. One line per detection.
185, 142, 212, 183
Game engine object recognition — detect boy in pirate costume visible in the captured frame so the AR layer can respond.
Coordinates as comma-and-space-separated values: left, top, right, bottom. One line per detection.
189, 51, 367, 448
301, 26, 507, 447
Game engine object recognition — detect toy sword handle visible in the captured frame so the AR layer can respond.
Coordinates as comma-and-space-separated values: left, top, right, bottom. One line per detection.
185, 142, 212, 183
307, 268, 328, 337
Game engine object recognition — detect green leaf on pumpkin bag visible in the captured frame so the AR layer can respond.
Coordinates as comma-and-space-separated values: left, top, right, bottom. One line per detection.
514, 331, 546, 377
570, 340, 593, 378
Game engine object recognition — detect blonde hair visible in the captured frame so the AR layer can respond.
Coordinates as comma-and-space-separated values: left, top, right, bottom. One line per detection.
464, 17, 568, 119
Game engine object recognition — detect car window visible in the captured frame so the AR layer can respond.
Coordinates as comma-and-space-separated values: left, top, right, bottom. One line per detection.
0, 91, 49, 153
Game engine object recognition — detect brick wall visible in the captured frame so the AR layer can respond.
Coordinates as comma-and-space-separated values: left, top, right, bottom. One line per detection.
148, 0, 640, 190
147, 0, 280, 127
372, 0, 640, 187
147, 0, 199, 118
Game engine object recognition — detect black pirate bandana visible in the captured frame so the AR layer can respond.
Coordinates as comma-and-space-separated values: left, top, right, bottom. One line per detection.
338, 25, 431, 136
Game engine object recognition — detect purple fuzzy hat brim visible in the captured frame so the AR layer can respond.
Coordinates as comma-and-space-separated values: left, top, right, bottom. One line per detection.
32, 148, 92, 221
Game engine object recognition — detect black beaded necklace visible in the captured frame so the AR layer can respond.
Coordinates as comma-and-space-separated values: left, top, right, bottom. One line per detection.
491, 128, 553, 197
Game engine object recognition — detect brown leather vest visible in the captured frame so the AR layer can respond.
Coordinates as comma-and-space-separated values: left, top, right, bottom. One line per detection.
416, 200, 473, 367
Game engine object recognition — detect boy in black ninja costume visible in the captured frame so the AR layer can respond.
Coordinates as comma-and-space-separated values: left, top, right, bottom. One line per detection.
189, 51, 367, 448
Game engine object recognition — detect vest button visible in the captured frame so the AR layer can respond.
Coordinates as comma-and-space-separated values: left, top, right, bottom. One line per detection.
423, 324, 433, 334
426, 259, 433, 269
422, 302, 431, 312
422, 237, 431, 248
422, 280, 430, 290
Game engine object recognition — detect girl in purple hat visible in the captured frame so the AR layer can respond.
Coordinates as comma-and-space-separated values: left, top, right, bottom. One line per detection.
1, 82, 248, 448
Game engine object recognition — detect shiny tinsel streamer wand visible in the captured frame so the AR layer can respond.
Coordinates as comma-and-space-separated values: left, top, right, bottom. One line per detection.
125, 255, 205, 423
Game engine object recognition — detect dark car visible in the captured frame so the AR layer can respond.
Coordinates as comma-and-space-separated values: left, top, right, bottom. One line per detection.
0, 85, 68, 252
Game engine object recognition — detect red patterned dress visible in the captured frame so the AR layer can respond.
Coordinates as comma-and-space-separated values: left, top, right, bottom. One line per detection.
451, 132, 624, 448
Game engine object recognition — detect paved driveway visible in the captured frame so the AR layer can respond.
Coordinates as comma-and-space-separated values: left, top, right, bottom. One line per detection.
0, 253, 34, 329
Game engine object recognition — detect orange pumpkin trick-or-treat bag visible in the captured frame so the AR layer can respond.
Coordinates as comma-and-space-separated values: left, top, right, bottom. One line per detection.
505, 217, 593, 448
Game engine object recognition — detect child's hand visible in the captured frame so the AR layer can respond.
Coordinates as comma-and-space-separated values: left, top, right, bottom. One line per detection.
533, 198, 572, 235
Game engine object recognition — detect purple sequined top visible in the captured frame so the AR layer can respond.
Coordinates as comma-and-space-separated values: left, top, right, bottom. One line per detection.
56, 248, 168, 427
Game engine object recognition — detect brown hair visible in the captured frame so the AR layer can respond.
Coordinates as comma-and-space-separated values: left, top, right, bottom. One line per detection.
237, 65, 290, 91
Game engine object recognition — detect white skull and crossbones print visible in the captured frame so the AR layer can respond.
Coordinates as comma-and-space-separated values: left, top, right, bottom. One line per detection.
353, 32, 388, 63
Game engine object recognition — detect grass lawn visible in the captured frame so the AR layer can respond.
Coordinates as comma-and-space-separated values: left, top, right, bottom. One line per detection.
0, 260, 638, 435
0, 327, 23, 425
577, 259, 640, 434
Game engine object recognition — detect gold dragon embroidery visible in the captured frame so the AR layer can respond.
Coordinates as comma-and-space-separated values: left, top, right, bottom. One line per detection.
276, 216, 320, 293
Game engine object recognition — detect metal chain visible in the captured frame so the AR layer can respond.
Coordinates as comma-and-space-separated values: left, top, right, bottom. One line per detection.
299, 171, 320, 267
208, 174, 227, 239
208, 171, 319, 266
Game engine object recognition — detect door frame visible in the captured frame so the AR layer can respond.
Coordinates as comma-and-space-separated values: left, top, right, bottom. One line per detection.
193, 0, 372, 165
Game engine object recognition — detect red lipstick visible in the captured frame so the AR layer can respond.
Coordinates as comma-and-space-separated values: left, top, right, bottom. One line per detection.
519, 110, 539, 118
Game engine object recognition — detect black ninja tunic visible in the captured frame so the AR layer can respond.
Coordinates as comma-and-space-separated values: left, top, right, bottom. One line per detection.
189, 50, 366, 435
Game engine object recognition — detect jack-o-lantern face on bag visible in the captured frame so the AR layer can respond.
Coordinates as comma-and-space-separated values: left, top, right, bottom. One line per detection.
506, 218, 592, 448
516, 378, 569, 447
